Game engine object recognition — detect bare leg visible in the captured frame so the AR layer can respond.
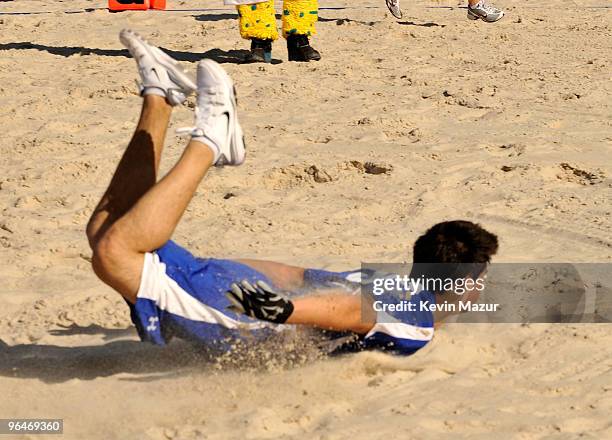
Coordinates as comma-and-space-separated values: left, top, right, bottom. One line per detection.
86, 95, 172, 248
109, 140, 214, 254
88, 94, 216, 303
91, 137, 214, 303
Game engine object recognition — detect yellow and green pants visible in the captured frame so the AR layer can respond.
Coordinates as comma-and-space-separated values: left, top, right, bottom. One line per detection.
236, 0, 318, 41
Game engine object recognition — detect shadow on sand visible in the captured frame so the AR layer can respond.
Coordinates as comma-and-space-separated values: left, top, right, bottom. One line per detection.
0, 326, 219, 384
193, 12, 237, 22
0, 324, 344, 384
397, 20, 445, 27
0, 323, 344, 384
317, 17, 379, 26
0, 42, 251, 64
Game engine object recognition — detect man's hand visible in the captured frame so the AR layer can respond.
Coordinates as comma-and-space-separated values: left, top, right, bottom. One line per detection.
226, 280, 294, 324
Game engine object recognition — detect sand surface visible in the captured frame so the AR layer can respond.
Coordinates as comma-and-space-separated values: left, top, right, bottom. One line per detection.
1, 0, 611, 438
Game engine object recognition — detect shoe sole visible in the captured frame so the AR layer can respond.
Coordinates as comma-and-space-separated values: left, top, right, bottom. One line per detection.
287, 49, 321, 62
119, 29, 196, 98
198, 59, 246, 166
467, 10, 504, 22
288, 54, 321, 62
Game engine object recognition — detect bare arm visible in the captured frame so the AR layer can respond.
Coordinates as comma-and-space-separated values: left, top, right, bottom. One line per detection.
287, 293, 375, 335
232, 260, 376, 332
226, 281, 466, 338
226, 281, 376, 334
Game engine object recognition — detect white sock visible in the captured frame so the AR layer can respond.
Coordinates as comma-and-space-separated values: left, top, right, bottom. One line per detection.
191, 135, 221, 164
141, 86, 166, 99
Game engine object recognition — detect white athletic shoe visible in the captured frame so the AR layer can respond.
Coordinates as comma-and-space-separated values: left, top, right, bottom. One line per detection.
119, 29, 196, 106
467, 1, 504, 23
386, 0, 402, 19
178, 59, 245, 166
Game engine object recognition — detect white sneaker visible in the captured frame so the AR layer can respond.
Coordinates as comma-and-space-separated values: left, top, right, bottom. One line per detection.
119, 29, 196, 106
386, 0, 402, 19
178, 59, 245, 166
467, 1, 504, 23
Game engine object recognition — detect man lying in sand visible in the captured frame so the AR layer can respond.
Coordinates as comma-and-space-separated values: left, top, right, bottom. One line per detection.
86, 30, 498, 356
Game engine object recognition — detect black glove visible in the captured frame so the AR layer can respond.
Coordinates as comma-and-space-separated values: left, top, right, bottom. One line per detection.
225, 280, 294, 324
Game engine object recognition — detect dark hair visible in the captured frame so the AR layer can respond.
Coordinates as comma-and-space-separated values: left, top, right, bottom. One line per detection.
411, 220, 498, 282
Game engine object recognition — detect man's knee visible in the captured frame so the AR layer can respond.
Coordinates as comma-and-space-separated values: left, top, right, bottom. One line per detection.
91, 227, 143, 302
91, 228, 125, 282
85, 212, 111, 252
91, 224, 138, 285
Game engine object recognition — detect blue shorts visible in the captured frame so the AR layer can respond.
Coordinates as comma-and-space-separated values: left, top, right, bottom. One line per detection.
128, 241, 435, 355
128, 241, 279, 348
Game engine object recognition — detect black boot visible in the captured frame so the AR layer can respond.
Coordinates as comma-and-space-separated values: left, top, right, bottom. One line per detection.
243, 38, 273, 63
286, 34, 321, 62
